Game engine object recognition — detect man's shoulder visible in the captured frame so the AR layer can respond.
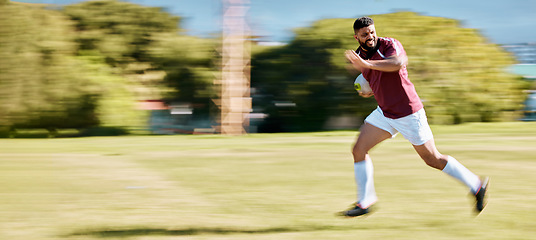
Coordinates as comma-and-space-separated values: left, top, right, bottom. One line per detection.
378, 37, 401, 46
378, 37, 405, 56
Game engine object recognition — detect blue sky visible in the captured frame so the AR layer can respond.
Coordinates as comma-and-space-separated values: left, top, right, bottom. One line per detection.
13, 0, 536, 44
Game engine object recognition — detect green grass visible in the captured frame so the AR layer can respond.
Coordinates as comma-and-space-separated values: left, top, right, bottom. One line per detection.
1, 122, 535, 239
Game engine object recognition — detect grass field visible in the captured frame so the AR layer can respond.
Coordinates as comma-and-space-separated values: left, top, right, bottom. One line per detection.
1, 122, 535, 240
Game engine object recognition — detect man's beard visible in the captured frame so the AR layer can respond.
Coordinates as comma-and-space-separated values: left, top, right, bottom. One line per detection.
359, 38, 377, 52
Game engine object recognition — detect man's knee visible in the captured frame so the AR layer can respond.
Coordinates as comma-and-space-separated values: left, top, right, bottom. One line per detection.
352, 145, 367, 162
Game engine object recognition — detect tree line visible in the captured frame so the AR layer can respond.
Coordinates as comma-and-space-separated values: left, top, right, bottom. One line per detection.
0, 0, 528, 136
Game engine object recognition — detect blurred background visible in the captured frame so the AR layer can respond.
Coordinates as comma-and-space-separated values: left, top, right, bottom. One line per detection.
1, 0, 535, 137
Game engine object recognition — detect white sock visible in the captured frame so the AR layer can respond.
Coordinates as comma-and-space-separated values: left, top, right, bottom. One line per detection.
442, 156, 481, 194
354, 158, 377, 208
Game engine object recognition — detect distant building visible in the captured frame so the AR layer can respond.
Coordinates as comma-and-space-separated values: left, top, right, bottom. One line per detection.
502, 43, 536, 121
503, 43, 536, 80
508, 64, 536, 80
503, 43, 536, 64
521, 90, 536, 121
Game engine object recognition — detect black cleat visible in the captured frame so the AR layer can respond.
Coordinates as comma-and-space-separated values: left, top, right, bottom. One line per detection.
338, 203, 373, 217
475, 177, 490, 213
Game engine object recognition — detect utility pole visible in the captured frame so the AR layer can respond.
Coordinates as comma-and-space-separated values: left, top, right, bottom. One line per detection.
217, 0, 251, 135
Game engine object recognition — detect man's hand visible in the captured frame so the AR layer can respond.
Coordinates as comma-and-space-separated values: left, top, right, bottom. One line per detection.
345, 50, 370, 71
359, 92, 374, 98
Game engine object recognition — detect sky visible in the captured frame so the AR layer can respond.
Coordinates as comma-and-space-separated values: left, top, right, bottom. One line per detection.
13, 0, 536, 45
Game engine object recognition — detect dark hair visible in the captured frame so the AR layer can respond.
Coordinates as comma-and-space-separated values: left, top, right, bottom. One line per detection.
353, 17, 374, 31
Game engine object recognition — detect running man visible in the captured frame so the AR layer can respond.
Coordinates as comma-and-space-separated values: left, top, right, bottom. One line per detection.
339, 17, 489, 217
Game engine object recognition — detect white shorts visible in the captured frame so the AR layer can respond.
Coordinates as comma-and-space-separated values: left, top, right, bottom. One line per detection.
364, 106, 433, 146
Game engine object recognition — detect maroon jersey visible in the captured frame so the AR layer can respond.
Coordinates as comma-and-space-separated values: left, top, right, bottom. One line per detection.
357, 37, 423, 119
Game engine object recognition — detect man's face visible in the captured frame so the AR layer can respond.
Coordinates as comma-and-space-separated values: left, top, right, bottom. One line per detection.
354, 25, 377, 51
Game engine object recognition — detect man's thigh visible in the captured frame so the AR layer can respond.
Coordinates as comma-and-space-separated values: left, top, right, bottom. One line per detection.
354, 122, 392, 157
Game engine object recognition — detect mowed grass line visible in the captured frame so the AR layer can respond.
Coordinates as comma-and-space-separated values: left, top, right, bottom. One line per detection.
0, 122, 535, 239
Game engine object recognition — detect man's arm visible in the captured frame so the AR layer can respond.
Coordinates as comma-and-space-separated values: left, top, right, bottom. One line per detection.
345, 50, 407, 72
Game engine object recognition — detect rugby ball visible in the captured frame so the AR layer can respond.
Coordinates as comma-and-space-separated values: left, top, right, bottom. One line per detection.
354, 74, 372, 94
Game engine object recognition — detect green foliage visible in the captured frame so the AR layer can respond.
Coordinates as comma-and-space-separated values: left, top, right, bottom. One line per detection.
0, 0, 178, 132
1, 0, 218, 133
62, 0, 221, 131
63, 0, 180, 66
147, 33, 218, 102
62, 0, 186, 131
75, 52, 146, 130
144, 33, 219, 127
0, 3, 99, 129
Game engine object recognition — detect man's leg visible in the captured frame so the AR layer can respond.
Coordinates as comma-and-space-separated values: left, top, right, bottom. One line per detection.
353, 123, 392, 205
413, 139, 489, 212
341, 122, 392, 217
413, 139, 481, 192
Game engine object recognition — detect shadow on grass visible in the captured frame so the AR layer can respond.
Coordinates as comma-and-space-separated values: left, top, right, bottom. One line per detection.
67, 225, 347, 238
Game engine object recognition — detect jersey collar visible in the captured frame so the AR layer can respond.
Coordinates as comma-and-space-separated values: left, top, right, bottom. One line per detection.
356, 38, 381, 60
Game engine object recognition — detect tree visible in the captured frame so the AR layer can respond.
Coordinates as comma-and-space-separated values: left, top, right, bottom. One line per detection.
0, 2, 99, 132
62, 0, 183, 131
63, 0, 180, 66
